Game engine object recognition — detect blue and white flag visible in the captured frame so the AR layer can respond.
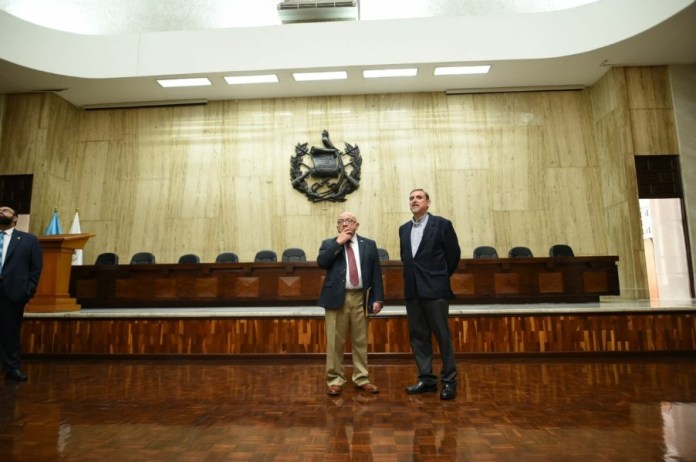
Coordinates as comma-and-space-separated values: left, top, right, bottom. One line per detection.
69, 209, 83, 265
44, 209, 62, 235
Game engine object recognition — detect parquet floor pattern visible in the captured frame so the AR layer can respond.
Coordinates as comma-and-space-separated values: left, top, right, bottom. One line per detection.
1, 356, 695, 461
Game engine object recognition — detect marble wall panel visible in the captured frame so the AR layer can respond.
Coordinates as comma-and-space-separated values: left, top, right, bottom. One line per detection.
0, 69, 685, 297
669, 64, 696, 297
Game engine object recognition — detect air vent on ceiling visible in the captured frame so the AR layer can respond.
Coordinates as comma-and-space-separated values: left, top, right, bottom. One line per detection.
445, 85, 585, 95
277, 0, 359, 24
82, 99, 208, 111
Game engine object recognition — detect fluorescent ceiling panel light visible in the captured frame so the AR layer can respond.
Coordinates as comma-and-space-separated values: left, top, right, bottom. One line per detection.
434, 65, 491, 76
157, 78, 212, 88
363, 68, 418, 78
292, 71, 347, 81
224, 75, 279, 85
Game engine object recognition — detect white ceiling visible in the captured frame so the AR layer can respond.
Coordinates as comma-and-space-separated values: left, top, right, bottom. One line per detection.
1, 0, 695, 108
0, 0, 601, 33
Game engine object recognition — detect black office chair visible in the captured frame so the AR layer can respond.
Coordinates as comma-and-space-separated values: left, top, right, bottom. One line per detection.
377, 248, 390, 260
282, 248, 306, 262
549, 244, 575, 257
178, 253, 200, 264
473, 246, 498, 259
215, 252, 239, 263
94, 252, 119, 265
254, 250, 277, 262
130, 252, 156, 264
508, 246, 533, 258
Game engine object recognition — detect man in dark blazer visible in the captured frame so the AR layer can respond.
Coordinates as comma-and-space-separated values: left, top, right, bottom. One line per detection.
317, 211, 384, 396
399, 189, 461, 400
0, 205, 43, 382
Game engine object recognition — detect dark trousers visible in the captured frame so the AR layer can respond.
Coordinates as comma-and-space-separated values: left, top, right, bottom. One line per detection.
0, 283, 25, 371
405, 297, 457, 385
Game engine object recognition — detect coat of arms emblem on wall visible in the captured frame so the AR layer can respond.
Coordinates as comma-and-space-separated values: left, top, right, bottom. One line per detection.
290, 130, 361, 202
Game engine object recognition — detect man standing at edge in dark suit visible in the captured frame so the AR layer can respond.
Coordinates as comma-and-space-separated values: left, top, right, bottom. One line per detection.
317, 211, 384, 396
399, 189, 461, 400
0, 205, 43, 382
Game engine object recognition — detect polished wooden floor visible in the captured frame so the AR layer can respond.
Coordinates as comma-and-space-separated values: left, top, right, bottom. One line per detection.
2, 356, 696, 461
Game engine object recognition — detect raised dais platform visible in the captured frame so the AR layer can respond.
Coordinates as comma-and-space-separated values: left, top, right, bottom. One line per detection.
25, 256, 692, 358
22, 300, 696, 357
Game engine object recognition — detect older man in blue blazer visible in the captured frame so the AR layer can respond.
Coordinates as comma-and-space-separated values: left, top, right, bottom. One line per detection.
317, 211, 384, 396
0, 205, 43, 382
399, 189, 461, 400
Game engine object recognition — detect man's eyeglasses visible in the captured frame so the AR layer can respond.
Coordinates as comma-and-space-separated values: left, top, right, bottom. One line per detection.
337, 219, 356, 226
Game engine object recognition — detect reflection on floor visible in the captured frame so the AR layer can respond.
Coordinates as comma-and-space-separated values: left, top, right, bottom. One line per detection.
663, 402, 696, 460
2, 356, 695, 461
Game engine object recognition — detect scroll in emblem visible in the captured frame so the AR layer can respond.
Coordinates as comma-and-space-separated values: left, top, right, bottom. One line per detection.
290, 130, 362, 202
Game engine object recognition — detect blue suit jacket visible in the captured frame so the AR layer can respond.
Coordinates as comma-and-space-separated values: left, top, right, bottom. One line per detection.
316, 234, 384, 310
2, 229, 43, 304
399, 214, 461, 299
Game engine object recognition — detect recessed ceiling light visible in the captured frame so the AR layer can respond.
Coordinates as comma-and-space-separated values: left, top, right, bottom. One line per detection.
224, 75, 279, 85
434, 65, 491, 76
292, 71, 348, 82
157, 78, 212, 88
363, 68, 418, 78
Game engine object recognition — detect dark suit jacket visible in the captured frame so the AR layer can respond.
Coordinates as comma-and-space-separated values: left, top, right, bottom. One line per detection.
316, 234, 384, 310
399, 214, 461, 299
2, 229, 43, 304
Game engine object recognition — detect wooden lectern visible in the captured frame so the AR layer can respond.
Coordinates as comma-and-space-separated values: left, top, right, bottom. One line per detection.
26, 233, 95, 313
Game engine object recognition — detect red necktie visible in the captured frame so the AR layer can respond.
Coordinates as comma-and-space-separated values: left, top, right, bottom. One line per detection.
346, 242, 359, 286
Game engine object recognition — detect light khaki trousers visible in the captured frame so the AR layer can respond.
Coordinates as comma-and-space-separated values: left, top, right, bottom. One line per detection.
325, 290, 370, 387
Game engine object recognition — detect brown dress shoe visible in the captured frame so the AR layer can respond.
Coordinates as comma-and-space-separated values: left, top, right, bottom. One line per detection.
327, 385, 342, 396
356, 382, 379, 393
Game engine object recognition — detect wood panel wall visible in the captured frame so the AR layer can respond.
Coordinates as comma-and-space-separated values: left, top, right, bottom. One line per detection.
0, 66, 683, 299
21, 313, 696, 356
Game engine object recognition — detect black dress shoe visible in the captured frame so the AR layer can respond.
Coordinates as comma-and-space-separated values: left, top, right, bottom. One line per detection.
405, 381, 437, 394
5, 369, 27, 382
440, 383, 457, 400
